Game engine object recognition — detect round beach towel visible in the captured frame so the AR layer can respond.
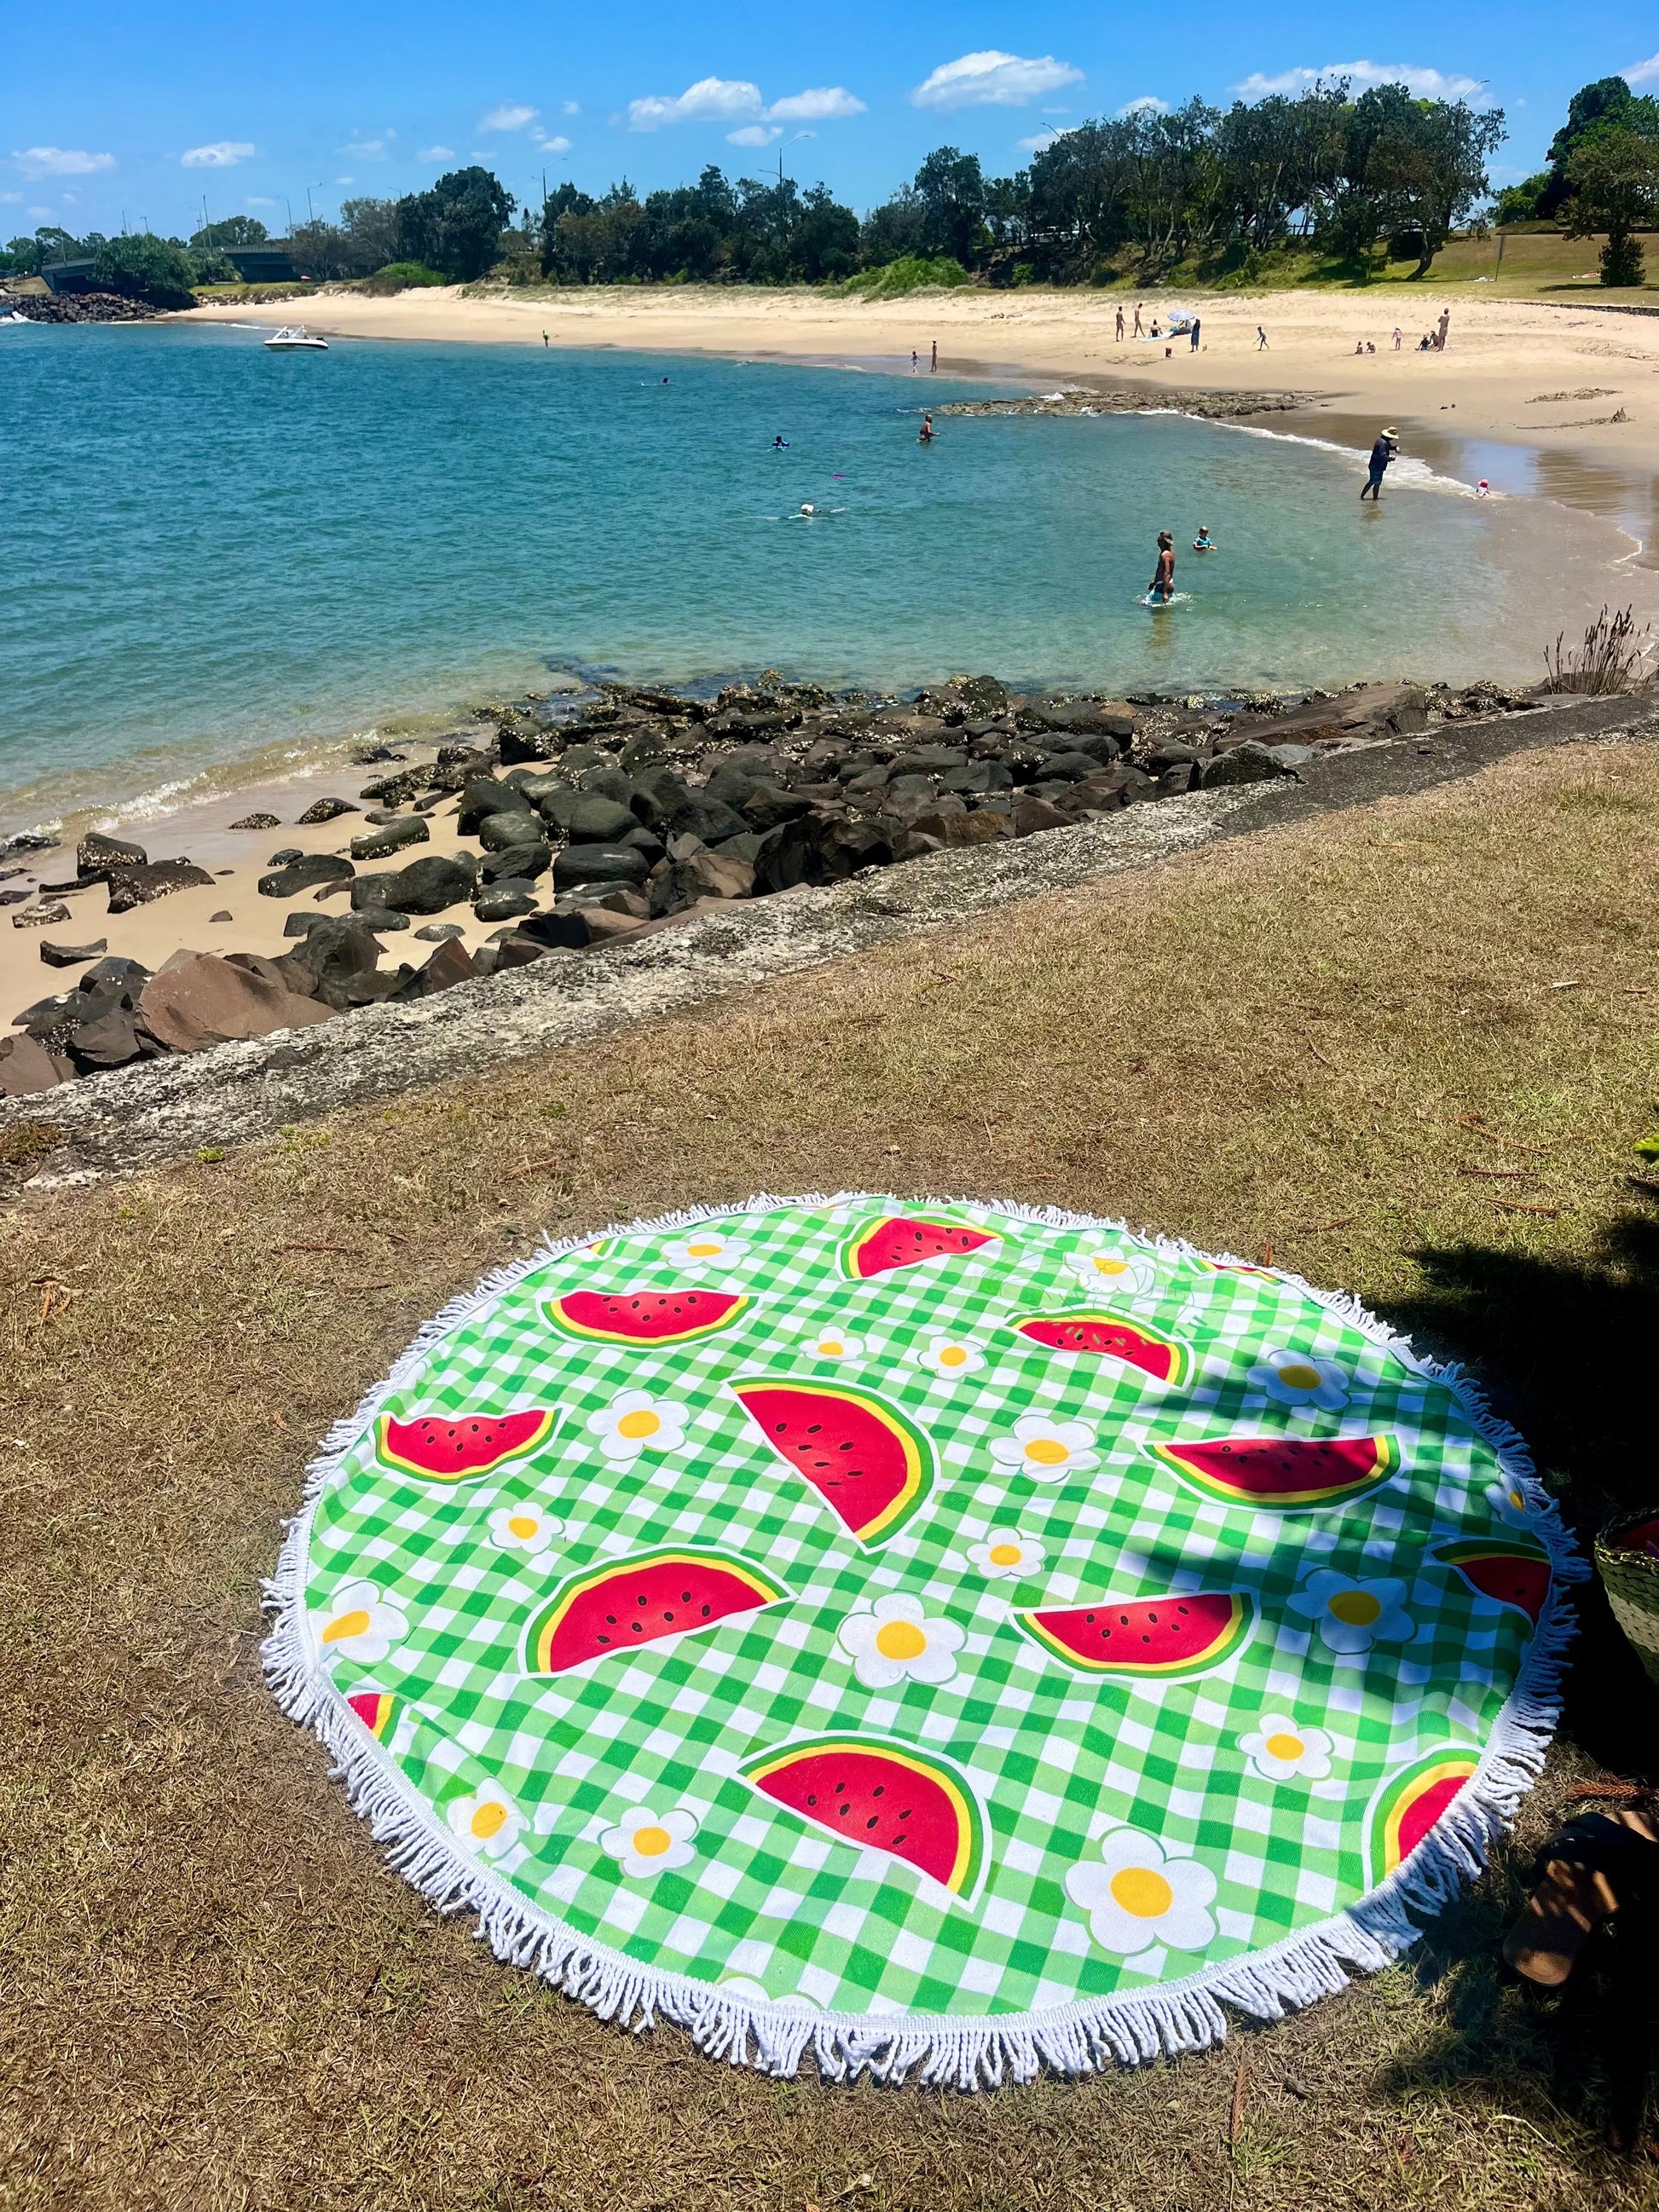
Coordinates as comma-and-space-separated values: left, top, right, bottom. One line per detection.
264, 1196, 1578, 2085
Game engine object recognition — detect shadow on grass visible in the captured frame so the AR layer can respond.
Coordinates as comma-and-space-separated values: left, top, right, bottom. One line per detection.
1365, 1207, 1659, 2152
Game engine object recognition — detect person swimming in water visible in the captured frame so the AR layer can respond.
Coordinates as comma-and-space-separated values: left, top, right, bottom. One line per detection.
1147, 530, 1176, 603
772, 435, 789, 448
1192, 525, 1214, 552
918, 413, 935, 442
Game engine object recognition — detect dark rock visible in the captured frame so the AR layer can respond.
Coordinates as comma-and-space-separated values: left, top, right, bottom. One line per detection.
890, 828, 945, 863
1146, 739, 1201, 769
702, 759, 763, 808
498, 723, 562, 765
943, 759, 1013, 794
350, 853, 477, 916
1201, 742, 1299, 788
668, 794, 749, 845
267, 847, 303, 866
413, 921, 466, 943
915, 673, 1009, 721
490, 932, 550, 970
67, 1008, 145, 1070
712, 830, 766, 869
512, 910, 592, 950
739, 782, 815, 831
296, 795, 359, 825
76, 956, 151, 997
628, 765, 691, 828
209, 909, 234, 923
350, 816, 430, 860
0, 889, 31, 907
910, 809, 1010, 849
40, 938, 108, 967
564, 794, 636, 844
474, 882, 539, 921
889, 746, 967, 777
105, 859, 217, 914
1386, 687, 1430, 736
616, 825, 664, 861
353, 743, 407, 765
12, 901, 72, 929
228, 811, 280, 831
1158, 764, 1201, 794
358, 769, 424, 805
1011, 794, 1074, 835
552, 842, 650, 890
258, 852, 356, 899
1022, 697, 1137, 741
0, 1032, 72, 1095
2, 831, 60, 854
650, 850, 755, 915
271, 916, 386, 1008
137, 951, 337, 1052
479, 842, 552, 885
77, 831, 147, 883
477, 808, 542, 852
394, 938, 478, 998
816, 816, 893, 878
460, 778, 533, 835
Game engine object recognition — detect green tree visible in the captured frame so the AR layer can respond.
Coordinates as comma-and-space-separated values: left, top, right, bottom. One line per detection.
94, 233, 199, 305
1492, 172, 1551, 226
911, 147, 989, 265
188, 215, 269, 251
340, 198, 399, 269
1564, 126, 1659, 286
395, 167, 514, 280
1540, 77, 1659, 216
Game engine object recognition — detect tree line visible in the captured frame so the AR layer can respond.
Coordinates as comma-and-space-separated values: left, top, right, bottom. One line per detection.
5, 73, 1656, 299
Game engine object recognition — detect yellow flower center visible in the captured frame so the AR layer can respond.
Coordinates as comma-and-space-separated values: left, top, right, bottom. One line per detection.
1110, 1866, 1175, 1919
939, 1344, 968, 1368
616, 1408, 662, 1441
1264, 1732, 1305, 1762
1507, 1489, 1525, 1510
470, 1800, 508, 1840
875, 1620, 928, 1660
1024, 1436, 1070, 1466
632, 1823, 673, 1857
686, 1239, 723, 1257
1328, 1590, 1381, 1626
988, 1542, 1023, 1567
507, 1514, 539, 1539
819, 1338, 844, 1356
322, 1608, 370, 1643
1090, 1256, 1129, 1276
1276, 1362, 1322, 1391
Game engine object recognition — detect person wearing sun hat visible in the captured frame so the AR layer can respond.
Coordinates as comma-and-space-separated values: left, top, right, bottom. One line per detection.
1361, 426, 1400, 502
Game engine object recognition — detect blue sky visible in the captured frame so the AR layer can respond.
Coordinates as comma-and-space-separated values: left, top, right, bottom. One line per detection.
4, 1, 1656, 240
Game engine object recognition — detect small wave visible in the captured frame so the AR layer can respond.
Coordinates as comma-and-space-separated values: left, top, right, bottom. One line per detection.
1209, 419, 1482, 497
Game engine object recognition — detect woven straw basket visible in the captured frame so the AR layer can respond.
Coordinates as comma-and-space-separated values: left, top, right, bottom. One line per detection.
1596, 1510, 1659, 1686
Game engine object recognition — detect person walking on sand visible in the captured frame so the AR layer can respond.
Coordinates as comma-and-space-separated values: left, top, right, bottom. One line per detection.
1115, 304, 1125, 342
930, 338, 938, 373
911, 349, 918, 373
1256, 325, 1269, 349
1189, 315, 1201, 352
1392, 326, 1402, 349
1361, 425, 1399, 502
1147, 530, 1176, 603
1436, 308, 1450, 350
1133, 303, 1145, 338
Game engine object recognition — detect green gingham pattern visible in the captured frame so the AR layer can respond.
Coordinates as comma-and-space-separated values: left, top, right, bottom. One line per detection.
267, 1197, 1575, 2080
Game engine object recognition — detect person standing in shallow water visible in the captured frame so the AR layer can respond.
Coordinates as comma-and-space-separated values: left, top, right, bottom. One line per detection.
1147, 530, 1176, 603
1361, 425, 1399, 501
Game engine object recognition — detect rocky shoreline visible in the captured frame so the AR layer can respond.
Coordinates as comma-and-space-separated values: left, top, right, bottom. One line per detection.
0, 669, 1539, 1097
939, 386, 1320, 421
3, 290, 165, 324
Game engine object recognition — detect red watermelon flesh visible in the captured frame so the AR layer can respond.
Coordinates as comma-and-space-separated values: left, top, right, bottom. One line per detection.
1443, 1548, 1552, 1626
1016, 1314, 1178, 1381
849, 1216, 998, 1279
732, 1383, 928, 1544
1159, 1434, 1391, 1506
1397, 1771, 1471, 1861
1021, 1590, 1251, 1676
533, 1554, 777, 1673
548, 1288, 745, 1343
749, 1746, 965, 1890
378, 1407, 553, 1481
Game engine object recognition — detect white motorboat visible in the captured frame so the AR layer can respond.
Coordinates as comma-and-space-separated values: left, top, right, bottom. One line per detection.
264, 325, 328, 351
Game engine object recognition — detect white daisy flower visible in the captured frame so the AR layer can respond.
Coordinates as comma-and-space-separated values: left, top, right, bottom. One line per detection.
661, 1227, 739, 1272
1065, 1827, 1217, 1961
1245, 1349, 1350, 1412
587, 1389, 689, 1468
1066, 1245, 1157, 1297
1289, 1568, 1415, 1655
805, 1325, 861, 1360
598, 1804, 698, 1879
1238, 1713, 1334, 1782
311, 1578, 408, 1666
836, 1591, 966, 1689
988, 1412, 1100, 1484
444, 1779, 523, 1861
488, 1499, 562, 1556
964, 1528, 1048, 1580
1485, 1476, 1539, 1531
916, 1331, 986, 1381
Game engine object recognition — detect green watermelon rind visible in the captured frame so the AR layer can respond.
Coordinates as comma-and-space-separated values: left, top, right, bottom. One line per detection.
1361, 1743, 1483, 1889
1013, 1590, 1257, 1678
1008, 1306, 1193, 1389
836, 1213, 1004, 1283
1147, 1432, 1400, 1512
728, 1373, 939, 1546
521, 1543, 791, 1677
737, 1730, 989, 1906
373, 1406, 561, 1485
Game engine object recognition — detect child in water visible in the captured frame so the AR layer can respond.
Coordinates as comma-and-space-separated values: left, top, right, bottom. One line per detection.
1147, 531, 1176, 603
1192, 525, 1215, 552
918, 413, 935, 442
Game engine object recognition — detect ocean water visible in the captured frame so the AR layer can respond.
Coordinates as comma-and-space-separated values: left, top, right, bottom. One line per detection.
0, 319, 1576, 834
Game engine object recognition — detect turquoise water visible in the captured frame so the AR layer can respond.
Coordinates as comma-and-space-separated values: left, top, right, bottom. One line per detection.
1, 321, 1529, 829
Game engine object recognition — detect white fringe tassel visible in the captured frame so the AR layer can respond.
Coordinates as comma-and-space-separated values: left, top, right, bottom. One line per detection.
262, 1190, 1583, 2088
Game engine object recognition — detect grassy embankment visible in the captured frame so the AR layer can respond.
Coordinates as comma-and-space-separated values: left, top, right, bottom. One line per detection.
5, 738, 1659, 2209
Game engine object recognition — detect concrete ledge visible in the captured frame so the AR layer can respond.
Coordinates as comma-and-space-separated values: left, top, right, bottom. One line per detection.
4, 689, 1652, 1189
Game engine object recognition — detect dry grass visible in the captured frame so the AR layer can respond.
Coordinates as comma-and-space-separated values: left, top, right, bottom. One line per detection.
6, 740, 1659, 2211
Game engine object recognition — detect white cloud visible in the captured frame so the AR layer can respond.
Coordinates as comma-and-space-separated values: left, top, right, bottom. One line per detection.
419, 144, 455, 161
0, 189, 20, 202
1627, 53, 1659, 85
728, 124, 783, 147
532, 133, 572, 154
1234, 61, 1483, 100
911, 51, 1083, 112
563, 100, 581, 116
627, 77, 763, 130
338, 136, 390, 159
246, 195, 278, 207
336, 175, 354, 185
1019, 127, 1071, 152
766, 86, 865, 121
1118, 95, 1169, 117
482, 103, 538, 131
182, 141, 255, 168
11, 147, 116, 179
